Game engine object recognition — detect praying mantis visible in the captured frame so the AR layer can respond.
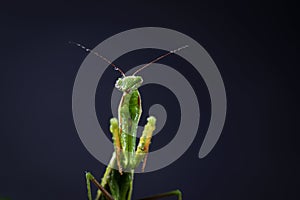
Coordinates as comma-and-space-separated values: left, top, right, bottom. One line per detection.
71, 42, 188, 200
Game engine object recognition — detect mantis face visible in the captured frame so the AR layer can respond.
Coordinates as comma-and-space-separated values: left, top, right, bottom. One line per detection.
115, 76, 143, 93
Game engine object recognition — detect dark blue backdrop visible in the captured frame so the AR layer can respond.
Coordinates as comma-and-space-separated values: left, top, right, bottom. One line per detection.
0, 1, 298, 200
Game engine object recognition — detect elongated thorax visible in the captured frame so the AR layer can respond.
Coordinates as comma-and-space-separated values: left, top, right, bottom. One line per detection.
118, 89, 142, 169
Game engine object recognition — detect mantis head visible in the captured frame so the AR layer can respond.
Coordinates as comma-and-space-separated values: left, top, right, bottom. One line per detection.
115, 76, 143, 93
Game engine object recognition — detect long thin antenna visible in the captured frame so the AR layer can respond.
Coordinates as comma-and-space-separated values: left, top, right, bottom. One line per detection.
69, 41, 125, 77
132, 45, 189, 76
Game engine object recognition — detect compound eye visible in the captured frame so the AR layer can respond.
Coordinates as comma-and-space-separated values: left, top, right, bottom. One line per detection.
115, 78, 123, 90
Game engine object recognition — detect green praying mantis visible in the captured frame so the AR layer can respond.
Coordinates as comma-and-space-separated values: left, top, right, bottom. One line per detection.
71, 42, 188, 200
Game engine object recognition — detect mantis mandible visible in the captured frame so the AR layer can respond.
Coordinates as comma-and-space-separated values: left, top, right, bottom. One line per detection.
71, 42, 188, 200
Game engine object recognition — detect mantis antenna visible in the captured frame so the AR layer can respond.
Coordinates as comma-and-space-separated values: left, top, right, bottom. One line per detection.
132, 45, 189, 76
69, 41, 126, 77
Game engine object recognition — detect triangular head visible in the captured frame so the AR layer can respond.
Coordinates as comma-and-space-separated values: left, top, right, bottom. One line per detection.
115, 76, 143, 93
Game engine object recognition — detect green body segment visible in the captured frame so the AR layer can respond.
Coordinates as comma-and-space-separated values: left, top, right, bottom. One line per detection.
92, 81, 156, 200
119, 90, 142, 168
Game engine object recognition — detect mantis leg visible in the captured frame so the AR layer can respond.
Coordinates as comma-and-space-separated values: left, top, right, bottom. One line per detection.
110, 118, 123, 174
86, 172, 115, 200
138, 190, 182, 200
134, 116, 156, 171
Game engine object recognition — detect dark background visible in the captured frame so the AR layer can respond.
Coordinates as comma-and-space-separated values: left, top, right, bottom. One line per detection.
0, 1, 298, 200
